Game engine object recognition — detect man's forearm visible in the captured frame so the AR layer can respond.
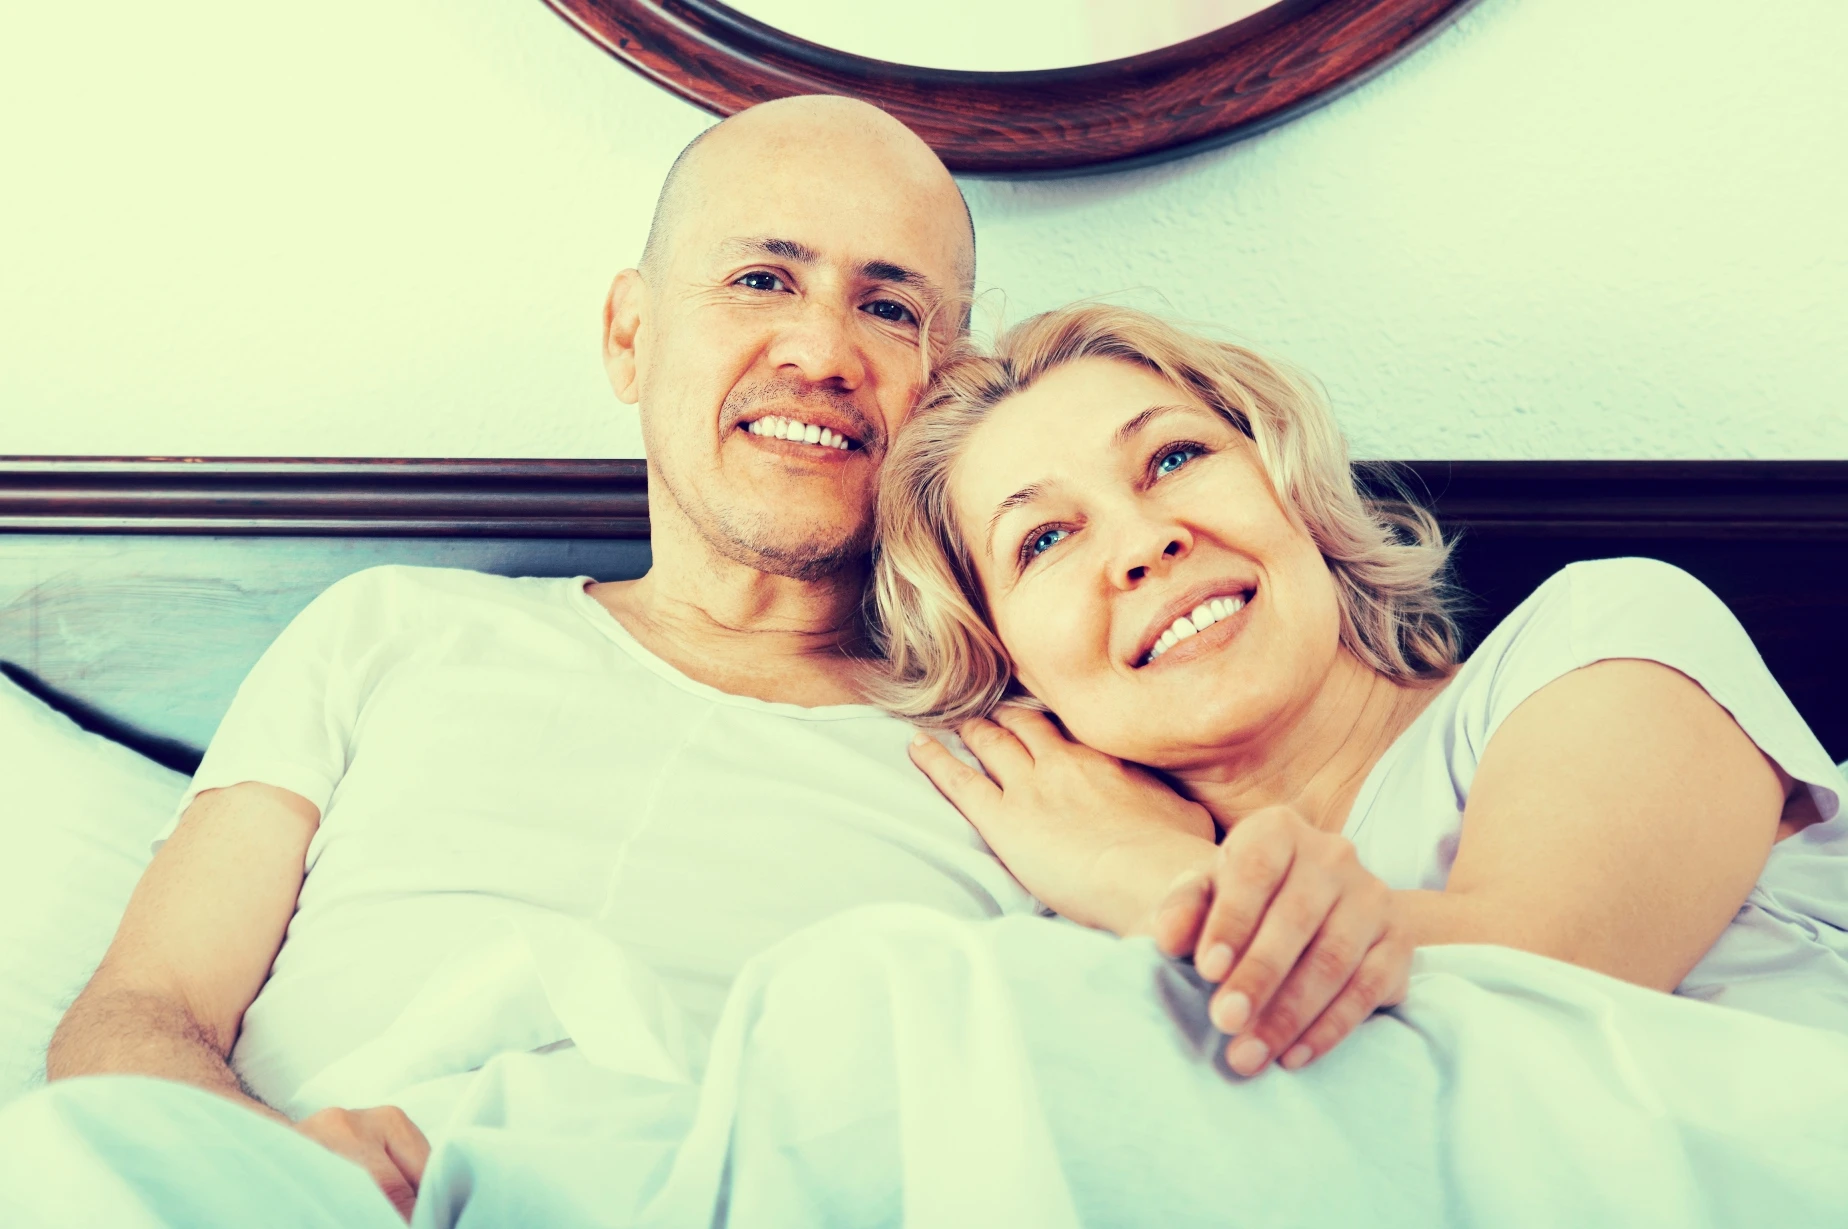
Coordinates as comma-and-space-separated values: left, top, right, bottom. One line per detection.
47, 986, 287, 1124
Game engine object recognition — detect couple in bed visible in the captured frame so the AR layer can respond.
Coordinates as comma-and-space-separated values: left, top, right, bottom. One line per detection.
12, 95, 1847, 1226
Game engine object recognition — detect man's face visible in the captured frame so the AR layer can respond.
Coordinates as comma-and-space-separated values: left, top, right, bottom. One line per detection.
618, 125, 970, 581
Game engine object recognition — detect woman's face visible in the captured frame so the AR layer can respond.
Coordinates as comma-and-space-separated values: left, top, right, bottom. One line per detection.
948, 356, 1346, 770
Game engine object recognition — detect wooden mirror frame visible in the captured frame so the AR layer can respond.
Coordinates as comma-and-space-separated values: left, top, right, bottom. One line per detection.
542, 0, 1475, 175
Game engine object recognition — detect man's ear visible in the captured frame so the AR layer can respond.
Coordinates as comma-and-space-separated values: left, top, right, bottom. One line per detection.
603, 268, 645, 406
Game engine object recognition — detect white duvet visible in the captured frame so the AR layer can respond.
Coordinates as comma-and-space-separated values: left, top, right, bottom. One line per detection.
6, 906, 1847, 1227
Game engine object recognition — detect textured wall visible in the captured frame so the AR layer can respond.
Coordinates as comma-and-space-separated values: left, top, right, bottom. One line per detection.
1, 0, 1842, 460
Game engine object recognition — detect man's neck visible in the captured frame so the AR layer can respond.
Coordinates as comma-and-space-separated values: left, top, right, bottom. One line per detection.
588, 534, 874, 710
1168, 653, 1447, 836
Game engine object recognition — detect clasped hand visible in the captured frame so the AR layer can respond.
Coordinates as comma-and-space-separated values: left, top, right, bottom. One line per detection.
911, 706, 1411, 1076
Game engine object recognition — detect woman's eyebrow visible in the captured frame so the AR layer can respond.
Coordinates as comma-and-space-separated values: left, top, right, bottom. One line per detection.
1114, 403, 1199, 444
985, 483, 1045, 559
976, 404, 1203, 561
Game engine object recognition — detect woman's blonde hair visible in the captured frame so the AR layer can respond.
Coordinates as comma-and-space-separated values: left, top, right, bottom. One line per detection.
869, 303, 1460, 727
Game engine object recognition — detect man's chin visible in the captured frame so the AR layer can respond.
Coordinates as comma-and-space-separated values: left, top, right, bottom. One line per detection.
735, 537, 866, 582
654, 464, 876, 582
704, 518, 873, 583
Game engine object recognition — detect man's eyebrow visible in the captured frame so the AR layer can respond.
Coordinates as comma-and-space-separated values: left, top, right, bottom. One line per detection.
718, 236, 819, 264
862, 258, 944, 311
985, 483, 1046, 560
1114, 403, 1198, 444
861, 259, 919, 285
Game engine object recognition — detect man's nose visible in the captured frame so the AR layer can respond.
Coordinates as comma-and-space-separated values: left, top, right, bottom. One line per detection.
767, 303, 866, 390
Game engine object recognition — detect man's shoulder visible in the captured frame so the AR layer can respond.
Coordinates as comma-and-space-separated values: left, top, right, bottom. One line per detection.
291, 566, 581, 651
320, 564, 571, 611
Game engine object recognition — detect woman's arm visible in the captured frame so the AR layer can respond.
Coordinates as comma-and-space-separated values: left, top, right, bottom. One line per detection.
1389, 657, 1786, 990
1133, 657, 1789, 1071
915, 656, 1791, 1074
911, 712, 1412, 1076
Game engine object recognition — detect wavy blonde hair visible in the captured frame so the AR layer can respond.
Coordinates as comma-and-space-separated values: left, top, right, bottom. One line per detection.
870, 303, 1460, 727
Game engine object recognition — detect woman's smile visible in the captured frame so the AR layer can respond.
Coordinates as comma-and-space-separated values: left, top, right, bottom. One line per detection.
1134, 583, 1257, 669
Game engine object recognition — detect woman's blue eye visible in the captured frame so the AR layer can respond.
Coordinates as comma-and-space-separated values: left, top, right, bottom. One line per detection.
1156, 447, 1199, 476
1027, 528, 1068, 559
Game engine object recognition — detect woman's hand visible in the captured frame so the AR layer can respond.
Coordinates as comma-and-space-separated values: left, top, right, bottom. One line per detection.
1140, 806, 1412, 1077
909, 706, 1217, 934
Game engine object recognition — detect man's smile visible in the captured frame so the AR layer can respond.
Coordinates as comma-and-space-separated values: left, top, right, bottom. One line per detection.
743, 414, 860, 451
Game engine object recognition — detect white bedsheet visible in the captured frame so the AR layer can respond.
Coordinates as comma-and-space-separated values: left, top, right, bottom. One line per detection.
5, 907, 1846, 1227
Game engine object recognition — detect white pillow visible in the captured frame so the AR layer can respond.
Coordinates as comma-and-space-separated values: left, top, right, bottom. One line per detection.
0, 671, 186, 1104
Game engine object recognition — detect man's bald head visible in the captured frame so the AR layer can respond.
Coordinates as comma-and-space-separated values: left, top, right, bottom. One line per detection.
604, 96, 978, 584
638, 96, 975, 310
637, 124, 713, 279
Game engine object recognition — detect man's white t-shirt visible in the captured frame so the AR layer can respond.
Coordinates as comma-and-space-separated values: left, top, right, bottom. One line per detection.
1344, 557, 1848, 1032
158, 565, 1034, 1115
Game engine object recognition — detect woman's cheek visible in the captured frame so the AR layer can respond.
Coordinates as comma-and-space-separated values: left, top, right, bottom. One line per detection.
1009, 606, 1129, 745
1000, 611, 1074, 710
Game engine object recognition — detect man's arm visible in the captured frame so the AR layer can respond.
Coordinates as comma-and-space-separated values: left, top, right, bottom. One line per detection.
47, 781, 315, 1121
50, 780, 432, 1218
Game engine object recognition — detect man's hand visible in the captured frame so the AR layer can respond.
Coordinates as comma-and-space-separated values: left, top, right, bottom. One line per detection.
909, 705, 1217, 933
295, 1106, 430, 1221
1140, 806, 1412, 1078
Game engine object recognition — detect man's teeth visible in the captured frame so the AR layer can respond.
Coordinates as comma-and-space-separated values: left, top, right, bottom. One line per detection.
745, 416, 853, 450
1145, 595, 1247, 664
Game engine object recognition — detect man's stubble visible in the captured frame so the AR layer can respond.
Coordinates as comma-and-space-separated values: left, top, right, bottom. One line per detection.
650, 377, 881, 584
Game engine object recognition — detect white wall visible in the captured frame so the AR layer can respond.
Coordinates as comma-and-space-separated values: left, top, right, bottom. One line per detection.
2, 0, 1842, 460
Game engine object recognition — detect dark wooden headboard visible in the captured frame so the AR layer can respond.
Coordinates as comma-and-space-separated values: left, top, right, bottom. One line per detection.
2, 458, 1844, 769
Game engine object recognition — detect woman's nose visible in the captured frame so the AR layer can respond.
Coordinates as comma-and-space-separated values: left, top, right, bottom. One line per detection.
1115, 524, 1191, 589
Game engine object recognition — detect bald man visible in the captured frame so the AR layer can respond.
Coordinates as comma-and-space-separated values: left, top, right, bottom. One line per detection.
31, 96, 1028, 1221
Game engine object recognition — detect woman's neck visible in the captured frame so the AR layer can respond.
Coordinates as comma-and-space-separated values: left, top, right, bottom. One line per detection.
1170, 653, 1447, 836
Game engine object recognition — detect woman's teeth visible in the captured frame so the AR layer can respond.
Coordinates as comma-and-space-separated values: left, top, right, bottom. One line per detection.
1144, 595, 1246, 664
746, 416, 854, 450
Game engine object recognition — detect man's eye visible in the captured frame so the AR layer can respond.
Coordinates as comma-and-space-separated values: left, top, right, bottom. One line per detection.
1155, 446, 1201, 476
735, 271, 787, 292
1023, 527, 1068, 562
862, 300, 917, 325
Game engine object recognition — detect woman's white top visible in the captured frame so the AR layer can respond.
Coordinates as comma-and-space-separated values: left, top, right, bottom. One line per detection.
1344, 557, 1848, 1032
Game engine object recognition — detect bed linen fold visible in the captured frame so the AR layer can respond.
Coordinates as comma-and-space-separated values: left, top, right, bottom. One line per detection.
5, 906, 1846, 1228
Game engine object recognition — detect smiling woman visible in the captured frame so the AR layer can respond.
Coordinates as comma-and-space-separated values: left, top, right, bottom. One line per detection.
873, 303, 1456, 733
870, 301, 1848, 1079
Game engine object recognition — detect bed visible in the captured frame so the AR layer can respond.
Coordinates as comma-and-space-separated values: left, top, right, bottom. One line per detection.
2, 455, 1846, 1227
2, 456, 1843, 765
